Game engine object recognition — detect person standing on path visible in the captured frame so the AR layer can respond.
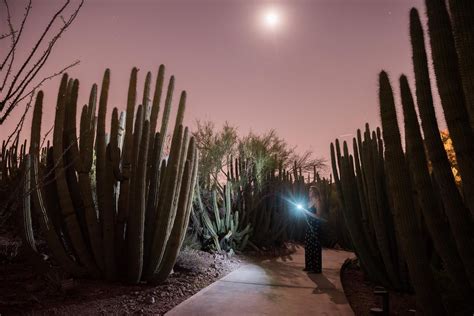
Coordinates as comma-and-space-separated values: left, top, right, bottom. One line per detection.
302, 186, 322, 273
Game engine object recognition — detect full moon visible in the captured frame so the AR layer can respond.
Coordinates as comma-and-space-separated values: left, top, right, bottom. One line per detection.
262, 7, 282, 31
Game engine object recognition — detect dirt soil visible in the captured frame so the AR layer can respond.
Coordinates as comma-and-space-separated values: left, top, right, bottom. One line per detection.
340, 258, 416, 316
0, 233, 244, 316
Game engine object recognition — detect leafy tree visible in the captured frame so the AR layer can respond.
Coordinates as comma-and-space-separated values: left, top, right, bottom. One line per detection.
193, 120, 238, 188
193, 121, 326, 189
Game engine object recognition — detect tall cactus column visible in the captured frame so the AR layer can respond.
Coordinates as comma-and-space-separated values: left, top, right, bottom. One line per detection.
95, 70, 117, 280
399, 74, 472, 297
379, 71, 445, 315
30, 87, 87, 277
447, 0, 474, 128
116, 67, 138, 262
330, 141, 390, 287
410, 8, 474, 286
425, 0, 474, 216
127, 119, 150, 283
52, 77, 100, 278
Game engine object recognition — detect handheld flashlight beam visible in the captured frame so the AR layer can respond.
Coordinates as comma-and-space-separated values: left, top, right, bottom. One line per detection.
282, 196, 306, 212
282, 196, 327, 222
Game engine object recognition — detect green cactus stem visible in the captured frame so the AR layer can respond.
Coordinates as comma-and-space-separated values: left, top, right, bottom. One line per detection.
379, 71, 445, 314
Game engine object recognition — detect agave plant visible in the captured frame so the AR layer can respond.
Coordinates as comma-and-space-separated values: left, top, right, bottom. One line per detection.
191, 183, 251, 253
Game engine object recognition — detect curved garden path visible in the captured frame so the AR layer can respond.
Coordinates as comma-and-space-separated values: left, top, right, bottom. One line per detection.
166, 247, 355, 316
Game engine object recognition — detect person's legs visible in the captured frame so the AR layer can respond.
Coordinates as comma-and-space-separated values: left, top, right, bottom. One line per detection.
314, 219, 322, 273
304, 223, 314, 271
305, 218, 317, 271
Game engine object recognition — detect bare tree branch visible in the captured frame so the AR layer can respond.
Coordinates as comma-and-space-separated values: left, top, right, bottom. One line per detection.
0, 0, 31, 84
2, 0, 69, 97
0, 30, 17, 40
3, 90, 34, 148
17, 60, 79, 105
0, 0, 83, 125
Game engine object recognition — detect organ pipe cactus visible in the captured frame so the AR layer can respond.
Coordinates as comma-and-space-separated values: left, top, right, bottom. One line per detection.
425, 0, 474, 218
410, 7, 474, 287
29, 89, 87, 277
333, 6, 474, 313
330, 139, 393, 288
24, 66, 198, 284
379, 72, 445, 314
331, 124, 408, 289
0, 127, 28, 225
223, 156, 345, 250
399, 74, 472, 298
52, 77, 100, 278
447, 0, 474, 128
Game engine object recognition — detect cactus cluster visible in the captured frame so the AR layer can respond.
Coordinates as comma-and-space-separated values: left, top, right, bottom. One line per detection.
191, 182, 251, 253
332, 1, 474, 313
313, 172, 351, 249
228, 158, 305, 248
331, 125, 407, 290
21, 66, 198, 284
226, 157, 349, 249
0, 138, 28, 224
1, 138, 27, 183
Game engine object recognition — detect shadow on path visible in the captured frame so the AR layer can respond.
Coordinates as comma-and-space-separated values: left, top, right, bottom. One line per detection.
166, 247, 355, 316
308, 272, 349, 305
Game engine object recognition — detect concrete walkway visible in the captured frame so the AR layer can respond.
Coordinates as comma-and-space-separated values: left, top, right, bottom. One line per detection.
166, 247, 355, 316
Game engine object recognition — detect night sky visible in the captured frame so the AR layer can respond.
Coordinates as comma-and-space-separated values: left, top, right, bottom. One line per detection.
2, 0, 444, 166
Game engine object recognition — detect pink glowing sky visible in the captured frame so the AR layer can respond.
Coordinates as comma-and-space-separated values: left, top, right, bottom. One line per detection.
2, 0, 445, 166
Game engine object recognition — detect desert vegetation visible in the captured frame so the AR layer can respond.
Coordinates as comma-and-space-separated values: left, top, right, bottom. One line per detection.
1, 0, 473, 315
4, 66, 198, 284
333, 0, 474, 314
0, 65, 345, 313
188, 122, 348, 254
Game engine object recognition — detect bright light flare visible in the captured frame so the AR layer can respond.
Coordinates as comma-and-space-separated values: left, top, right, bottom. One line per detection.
261, 7, 282, 31
281, 196, 305, 213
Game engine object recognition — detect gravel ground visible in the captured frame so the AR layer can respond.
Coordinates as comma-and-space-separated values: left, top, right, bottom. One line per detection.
0, 235, 244, 316
340, 258, 416, 316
